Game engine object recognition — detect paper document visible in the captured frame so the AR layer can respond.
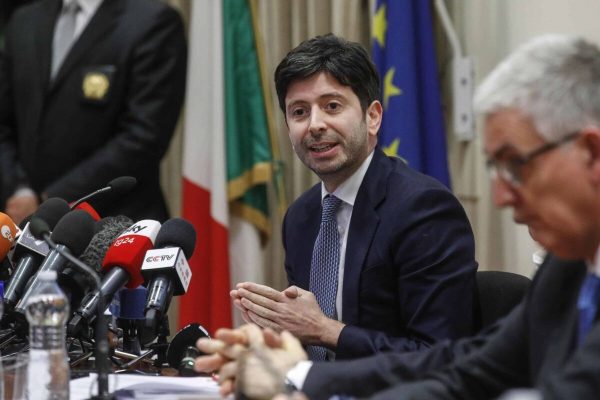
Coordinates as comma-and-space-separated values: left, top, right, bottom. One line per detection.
70, 373, 220, 400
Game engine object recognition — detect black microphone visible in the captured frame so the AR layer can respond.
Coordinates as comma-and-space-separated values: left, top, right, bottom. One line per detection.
166, 323, 210, 376
69, 176, 137, 210
141, 218, 196, 334
3, 198, 71, 310
59, 216, 133, 311
14, 210, 95, 316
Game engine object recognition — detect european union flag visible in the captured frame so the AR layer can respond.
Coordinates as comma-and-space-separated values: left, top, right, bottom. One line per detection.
372, 0, 451, 188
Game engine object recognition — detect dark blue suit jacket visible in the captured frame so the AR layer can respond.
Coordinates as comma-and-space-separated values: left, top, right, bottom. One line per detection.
372, 256, 598, 400
282, 148, 479, 359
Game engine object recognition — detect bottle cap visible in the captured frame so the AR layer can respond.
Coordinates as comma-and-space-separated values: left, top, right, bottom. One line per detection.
37, 270, 57, 281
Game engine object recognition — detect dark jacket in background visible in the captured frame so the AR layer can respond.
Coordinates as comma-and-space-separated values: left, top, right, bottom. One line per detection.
0, 0, 187, 221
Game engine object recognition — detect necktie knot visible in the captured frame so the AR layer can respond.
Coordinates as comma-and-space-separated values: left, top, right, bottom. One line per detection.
321, 195, 342, 223
63, 0, 80, 13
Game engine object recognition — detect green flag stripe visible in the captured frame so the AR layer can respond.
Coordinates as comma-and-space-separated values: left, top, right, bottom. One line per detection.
223, 0, 272, 237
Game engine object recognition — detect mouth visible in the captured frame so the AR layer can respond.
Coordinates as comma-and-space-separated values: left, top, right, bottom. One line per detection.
309, 142, 338, 154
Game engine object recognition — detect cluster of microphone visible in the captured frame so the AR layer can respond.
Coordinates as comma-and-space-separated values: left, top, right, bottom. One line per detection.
0, 177, 209, 381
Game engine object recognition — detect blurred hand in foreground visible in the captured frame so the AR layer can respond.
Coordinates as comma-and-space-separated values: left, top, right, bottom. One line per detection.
195, 323, 307, 399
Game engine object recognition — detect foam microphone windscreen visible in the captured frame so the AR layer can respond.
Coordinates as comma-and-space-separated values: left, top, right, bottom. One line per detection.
50, 210, 95, 256
101, 220, 161, 288
0, 213, 18, 260
81, 216, 134, 273
108, 176, 137, 195
61, 216, 134, 295
154, 218, 197, 259
34, 197, 71, 229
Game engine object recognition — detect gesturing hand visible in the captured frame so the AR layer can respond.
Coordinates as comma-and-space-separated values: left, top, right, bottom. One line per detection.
233, 282, 344, 348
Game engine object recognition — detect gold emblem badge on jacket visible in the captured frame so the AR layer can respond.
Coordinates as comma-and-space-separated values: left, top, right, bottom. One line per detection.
81, 65, 116, 105
83, 72, 109, 100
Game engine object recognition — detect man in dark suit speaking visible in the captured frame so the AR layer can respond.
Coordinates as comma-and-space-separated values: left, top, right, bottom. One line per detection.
230, 34, 478, 361
0, 0, 186, 222
197, 34, 600, 400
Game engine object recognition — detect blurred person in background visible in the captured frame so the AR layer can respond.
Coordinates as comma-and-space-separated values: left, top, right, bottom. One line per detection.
0, 0, 186, 223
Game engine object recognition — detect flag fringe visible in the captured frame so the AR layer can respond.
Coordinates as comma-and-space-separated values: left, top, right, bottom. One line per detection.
230, 200, 271, 242
227, 161, 272, 201
248, 0, 287, 216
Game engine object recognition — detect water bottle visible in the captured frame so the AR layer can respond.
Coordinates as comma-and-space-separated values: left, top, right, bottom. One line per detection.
25, 270, 69, 400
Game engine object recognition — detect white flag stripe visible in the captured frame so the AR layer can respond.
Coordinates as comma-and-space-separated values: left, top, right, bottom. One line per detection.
182, 0, 228, 227
229, 215, 265, 327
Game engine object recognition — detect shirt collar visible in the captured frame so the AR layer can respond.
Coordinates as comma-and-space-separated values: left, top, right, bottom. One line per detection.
588, 246, 600, 276
320, 151, 374, 207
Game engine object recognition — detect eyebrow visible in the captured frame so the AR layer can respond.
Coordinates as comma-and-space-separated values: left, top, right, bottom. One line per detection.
286, 92, 346, 111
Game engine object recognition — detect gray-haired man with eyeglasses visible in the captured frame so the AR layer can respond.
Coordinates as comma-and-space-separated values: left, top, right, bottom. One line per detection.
194, 34, 600, 400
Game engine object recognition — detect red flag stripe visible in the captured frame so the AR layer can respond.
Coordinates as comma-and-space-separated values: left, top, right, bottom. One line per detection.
180, 177, 232, 335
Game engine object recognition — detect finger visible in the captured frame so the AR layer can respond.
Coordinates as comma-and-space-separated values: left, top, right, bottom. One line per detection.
233, 298, 247, 312
263, 327, 283, 348
215, 328, 248, 345
220, 343, 250, 360
196, 338, 225, 354
238, 287, 281, 311
283, 286, 300, 299
238, 282, 285, 301
230, 289, 241, 300
240, 296, 279, 321
220, 379, 235, 396
241, 309, 252, 324
240, 323, 265, 346
194, 353, 225, 373
247, 310, 281, 331
280, 330, 307, 357
218, 360, 238, 383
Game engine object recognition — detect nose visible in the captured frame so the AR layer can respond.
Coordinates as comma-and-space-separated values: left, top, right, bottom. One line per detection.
308, 107, 327, 135
492, 177, 517, 207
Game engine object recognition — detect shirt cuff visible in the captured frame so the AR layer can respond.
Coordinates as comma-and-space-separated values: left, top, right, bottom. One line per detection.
12, 187, 37, 199
285, 360, 313, 390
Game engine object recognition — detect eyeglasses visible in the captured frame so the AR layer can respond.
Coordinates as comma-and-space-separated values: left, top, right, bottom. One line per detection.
486, 132, 580, 186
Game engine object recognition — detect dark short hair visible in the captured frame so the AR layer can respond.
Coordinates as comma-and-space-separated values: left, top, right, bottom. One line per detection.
274, 34, 380, 114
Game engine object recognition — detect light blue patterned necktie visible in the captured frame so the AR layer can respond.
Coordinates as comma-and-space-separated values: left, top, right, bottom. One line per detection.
307, 194, 342, 361
577, 273, 600, 346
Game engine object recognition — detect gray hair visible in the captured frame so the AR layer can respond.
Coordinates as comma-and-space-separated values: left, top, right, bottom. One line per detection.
474, 34, 600, 141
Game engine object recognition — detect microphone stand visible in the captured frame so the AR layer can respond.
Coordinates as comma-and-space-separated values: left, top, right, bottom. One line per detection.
39, 231, 114, 400
69, 187, 111, 210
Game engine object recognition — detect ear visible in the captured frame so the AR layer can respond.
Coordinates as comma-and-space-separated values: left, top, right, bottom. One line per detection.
579, 129, 600, 184
366, 100, 383, 139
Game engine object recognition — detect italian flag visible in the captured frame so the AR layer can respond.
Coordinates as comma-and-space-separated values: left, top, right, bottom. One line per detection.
180, 0, 275, 334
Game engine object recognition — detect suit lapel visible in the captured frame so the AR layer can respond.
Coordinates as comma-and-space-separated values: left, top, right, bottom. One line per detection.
36, 0, 61, 94
341, 148, 388, 325
535, 258, 586, 381
49, 0, 122, 92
